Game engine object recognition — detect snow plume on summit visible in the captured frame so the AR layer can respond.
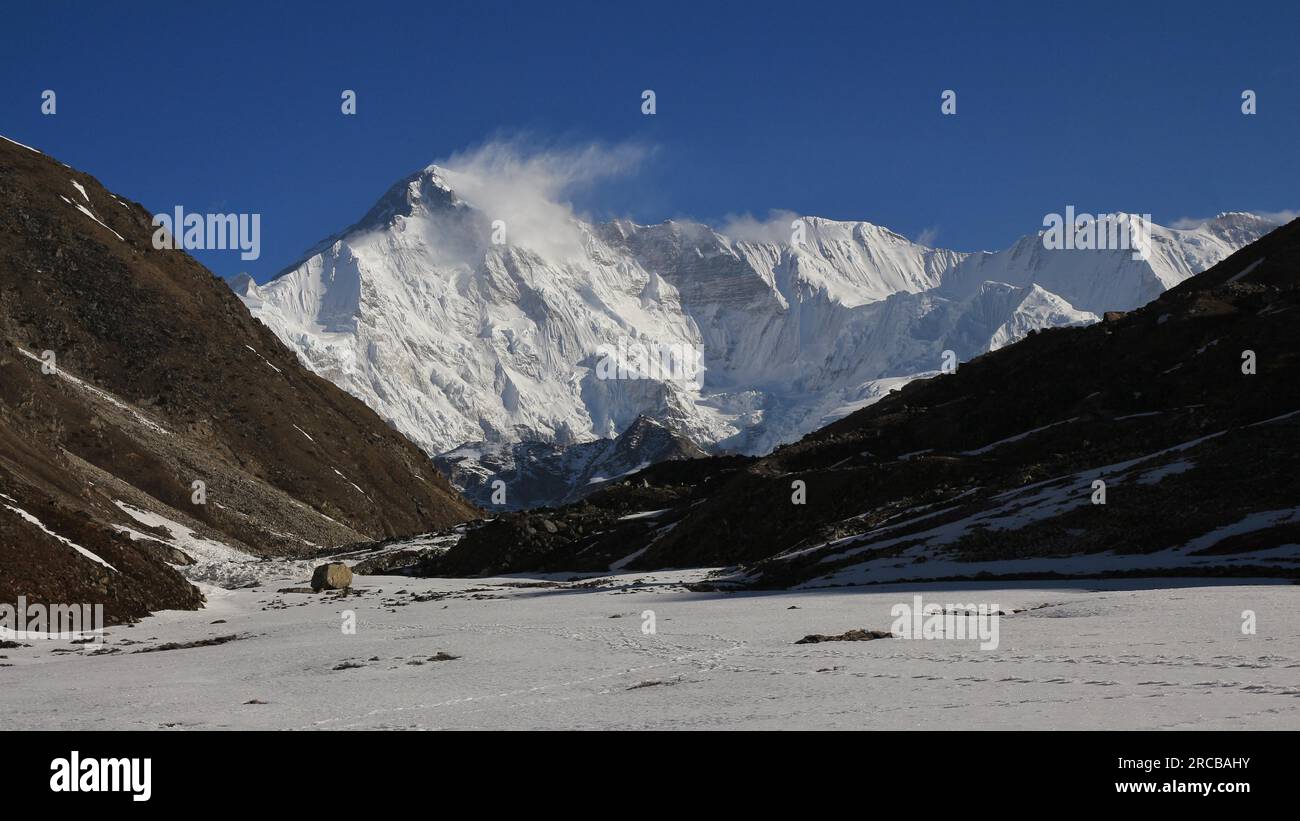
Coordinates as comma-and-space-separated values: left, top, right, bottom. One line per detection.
434, 139, 650, 261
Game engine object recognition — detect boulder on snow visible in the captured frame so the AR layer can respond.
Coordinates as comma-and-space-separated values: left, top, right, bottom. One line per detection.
310, 562, 353, 592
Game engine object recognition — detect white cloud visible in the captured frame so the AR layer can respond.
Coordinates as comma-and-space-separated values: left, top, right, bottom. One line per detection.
434, 137, 650, 261
915, 225, 940, 247
717, 209, 801, 244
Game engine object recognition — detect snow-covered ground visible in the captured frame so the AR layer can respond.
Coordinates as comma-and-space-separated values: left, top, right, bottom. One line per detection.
2, 570, 1296, 730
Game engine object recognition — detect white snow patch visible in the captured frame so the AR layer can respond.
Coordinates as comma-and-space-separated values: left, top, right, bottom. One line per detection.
617, 509, 671, 521
59, 195, 124, 242
1114, 411, 1163, 421
959, 418, 1078, 456
17, 347, 168, 434
0, 493, 117, 571
1226, 257, 1265, 283
1181, 507, 1300, 552
244, 345, 282, 374
587, 462, 650, 485
332, 469, 370, 499
1, 134, 40, 152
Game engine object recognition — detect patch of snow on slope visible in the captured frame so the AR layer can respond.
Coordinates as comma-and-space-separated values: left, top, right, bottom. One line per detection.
1227, 257, 1266, 283
0, 493, 117, 571
1181, 507, 1300, 552
17, 347, 168, 434
959, 418, 1079, 456
59, 195, 124, 241
332, 469, 370, 499
774, 427, 1239, 575
1, 134, 40, 152
114, 502, 310, 588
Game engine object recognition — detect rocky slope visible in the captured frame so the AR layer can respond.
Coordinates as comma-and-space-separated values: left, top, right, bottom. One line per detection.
0, 136, 477, 623
234, 163, 1276, 506
404, 217, 1300, 587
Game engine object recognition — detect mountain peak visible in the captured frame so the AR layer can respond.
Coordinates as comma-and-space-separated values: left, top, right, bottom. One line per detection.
419, 163, 454, 187
238, 159, 1277, 487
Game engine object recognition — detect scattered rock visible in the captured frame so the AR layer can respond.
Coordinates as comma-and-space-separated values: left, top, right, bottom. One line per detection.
627, 680, 663, 690
133, 634, 242, 653
795, 629, 892, 644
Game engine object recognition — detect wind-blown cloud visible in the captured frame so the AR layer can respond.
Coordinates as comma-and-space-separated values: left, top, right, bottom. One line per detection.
435, 138, 650, 260
717, 210, 801, 244
915, 225, 940, 247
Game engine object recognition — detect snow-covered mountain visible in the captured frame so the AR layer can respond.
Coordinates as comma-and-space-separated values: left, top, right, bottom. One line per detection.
234, 163, 1278, 472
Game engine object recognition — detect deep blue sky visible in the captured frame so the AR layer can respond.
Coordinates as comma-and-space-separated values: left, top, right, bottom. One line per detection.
2, 1, 1296, 280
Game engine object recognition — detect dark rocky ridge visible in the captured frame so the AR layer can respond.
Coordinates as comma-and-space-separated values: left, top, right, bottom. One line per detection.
413, 218, 1300, 586
0, 137, 478, 622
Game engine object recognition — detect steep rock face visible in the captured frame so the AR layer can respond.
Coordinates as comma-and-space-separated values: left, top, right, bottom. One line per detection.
0, 136, 477, 620
237, 164, 1276, 478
